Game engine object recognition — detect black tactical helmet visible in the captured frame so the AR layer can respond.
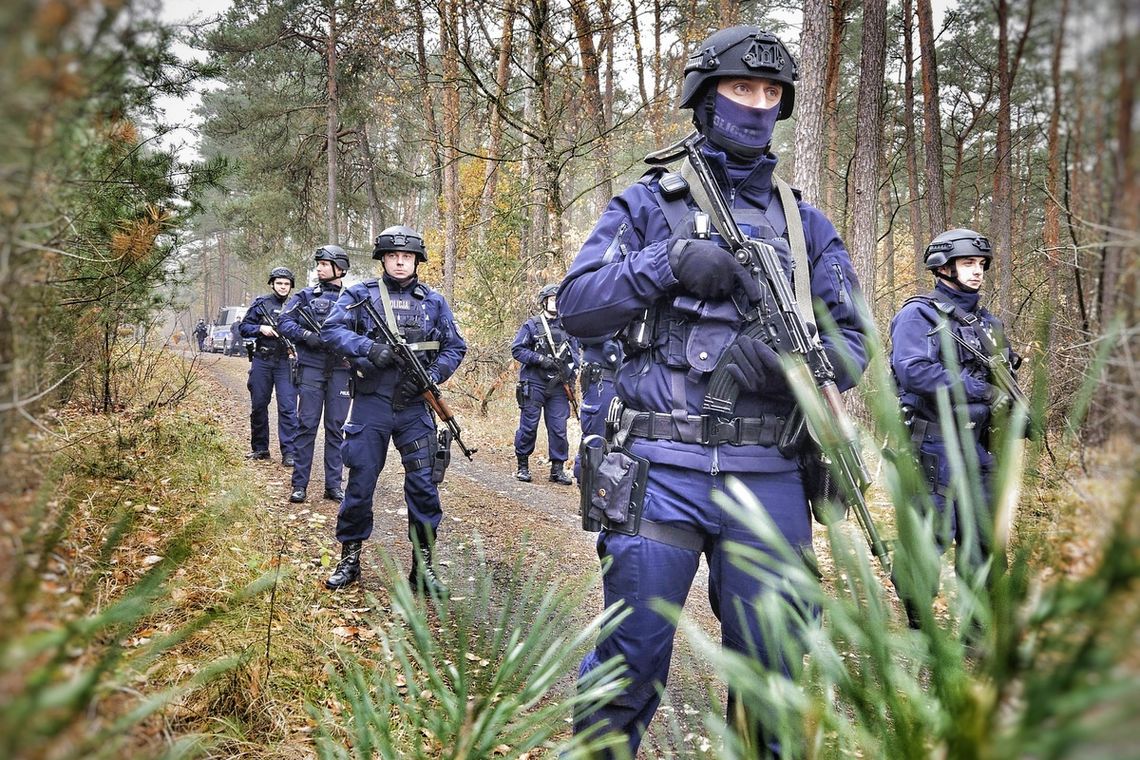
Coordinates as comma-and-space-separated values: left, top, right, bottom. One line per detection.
267, 266, 296, 287
681, 26, 798, 121
537, 283, 559, 308
924, 228, 993, 271
373, 225, 427, 262
314, 244, 350, 273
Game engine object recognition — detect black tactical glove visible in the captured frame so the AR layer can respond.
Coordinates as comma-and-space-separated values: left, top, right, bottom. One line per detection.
368, 343, 395, 369
393, 373, 429, 408
539, 356, 559, 371
302, 331, 323, 350
724, 334, 787, 395
984, 384, 1012, 413
668, 239, 762, 303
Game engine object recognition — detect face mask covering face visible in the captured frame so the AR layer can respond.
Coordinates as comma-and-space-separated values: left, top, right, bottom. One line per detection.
705, 92, 779, 159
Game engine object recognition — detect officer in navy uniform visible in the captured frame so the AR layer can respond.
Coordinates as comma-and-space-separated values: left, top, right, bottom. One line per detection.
558, 26, 869, 756
890, 228, 1020, 614
277, 245, 352, 504
239, 267, 299, 464
321, 226, 466, 594
511, 283, 581, 486
194, 319, 208, 351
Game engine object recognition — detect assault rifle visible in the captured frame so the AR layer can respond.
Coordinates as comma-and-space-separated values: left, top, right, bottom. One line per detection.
647, 131, 891, 571
539, 314, 580, 419
257, 302, 297, 362
358, 297, 477, 460
935, 324, 1037, 439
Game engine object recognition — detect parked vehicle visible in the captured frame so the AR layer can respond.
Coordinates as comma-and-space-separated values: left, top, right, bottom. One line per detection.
205, 306, 250, 355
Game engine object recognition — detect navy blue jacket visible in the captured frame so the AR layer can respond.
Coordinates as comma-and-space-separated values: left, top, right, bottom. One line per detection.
558, 146, 868, 473
239, 293, 292, 358
278, 281, 350, 371
322, 274, 466, 399
511, 313, 581, 388
890, 280, 1013, 435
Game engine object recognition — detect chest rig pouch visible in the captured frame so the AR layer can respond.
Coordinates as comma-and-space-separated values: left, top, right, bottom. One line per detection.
654, 208, 791, 378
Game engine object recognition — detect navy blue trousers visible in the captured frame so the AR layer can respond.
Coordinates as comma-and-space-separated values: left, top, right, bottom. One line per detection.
291, 364, 351, 492
247, 354, 297, 456
575, 464, 813, 757
336, 393, 442, 544
514, 380, 570, 463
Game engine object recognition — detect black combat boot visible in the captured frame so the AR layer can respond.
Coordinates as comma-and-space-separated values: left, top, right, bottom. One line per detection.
549, 460, 573, 485
408, 539, 448, 598
325, 541, 362, 590
515, 455, 532, 482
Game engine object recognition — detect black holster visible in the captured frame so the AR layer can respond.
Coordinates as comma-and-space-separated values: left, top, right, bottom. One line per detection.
577, 434, 650, 535
431, 429, 453, 484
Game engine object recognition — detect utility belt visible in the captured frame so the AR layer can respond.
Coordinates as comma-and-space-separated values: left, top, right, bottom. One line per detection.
580, 363, 615, 393
618, 409, 787, 447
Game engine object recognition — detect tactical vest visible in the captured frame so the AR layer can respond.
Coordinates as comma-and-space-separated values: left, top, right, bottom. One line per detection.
621, 170, 794, 380
253, 296, 290, 358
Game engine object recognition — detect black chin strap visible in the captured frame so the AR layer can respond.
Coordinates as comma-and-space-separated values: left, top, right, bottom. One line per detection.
934, 269, 979, 293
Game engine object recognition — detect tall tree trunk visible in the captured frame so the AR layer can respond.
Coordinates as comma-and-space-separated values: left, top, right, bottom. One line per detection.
793, 0, 831, 205
629, 0, 652, 139
569, 0, 612, 209
902, 0, 925, 268
413, 0, 443, 203
358, 123, 384, 238
822, 0, 849, 216
992, 0, 1014, 320
916, 0, 946, 237
1100, 3, 1137, 326
480, 0, 517, 237
440, 0, 461, 300
850, 0, 888, 316
326, 1, 339, 244
881, 184, 898, 314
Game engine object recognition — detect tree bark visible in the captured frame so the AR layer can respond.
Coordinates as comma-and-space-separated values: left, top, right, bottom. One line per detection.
916, 0, 946, 237
326, 0, 339, 244
901, 0, 925, 268
849, 0, 888, 315
479, 0, 517, 241
568, 0, 612, 209
992, 0, 1013, 320
822, 0, 850, 216
440, 0, 461, 300
358, 123, 383, 239
413, 0, 443, 204
793, 0, 830, 205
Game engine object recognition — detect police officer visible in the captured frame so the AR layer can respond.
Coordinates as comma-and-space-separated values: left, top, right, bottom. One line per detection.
511, 283, 580, 485
277, 245, 352, 504
890, 229, 1020, 614
194, 319, 208, 351
321, 226, 466, 594
239, 267, 299, 464
558, 26, 868, 755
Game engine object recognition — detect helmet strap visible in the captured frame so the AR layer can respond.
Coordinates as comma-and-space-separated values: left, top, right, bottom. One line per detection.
934, 265, 979, 293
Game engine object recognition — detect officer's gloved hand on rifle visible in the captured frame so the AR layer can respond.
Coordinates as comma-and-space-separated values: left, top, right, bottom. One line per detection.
724, 334, 789, 396
667, 238, 761, 303
368, 344, 396, 369
302, 331, 323, 349
539, 356, 559, 371
393, 372, 430, 408
984, 384, 1013, 414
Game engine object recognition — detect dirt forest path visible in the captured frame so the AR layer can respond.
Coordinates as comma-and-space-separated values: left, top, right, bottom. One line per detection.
191, 349, 725, 754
